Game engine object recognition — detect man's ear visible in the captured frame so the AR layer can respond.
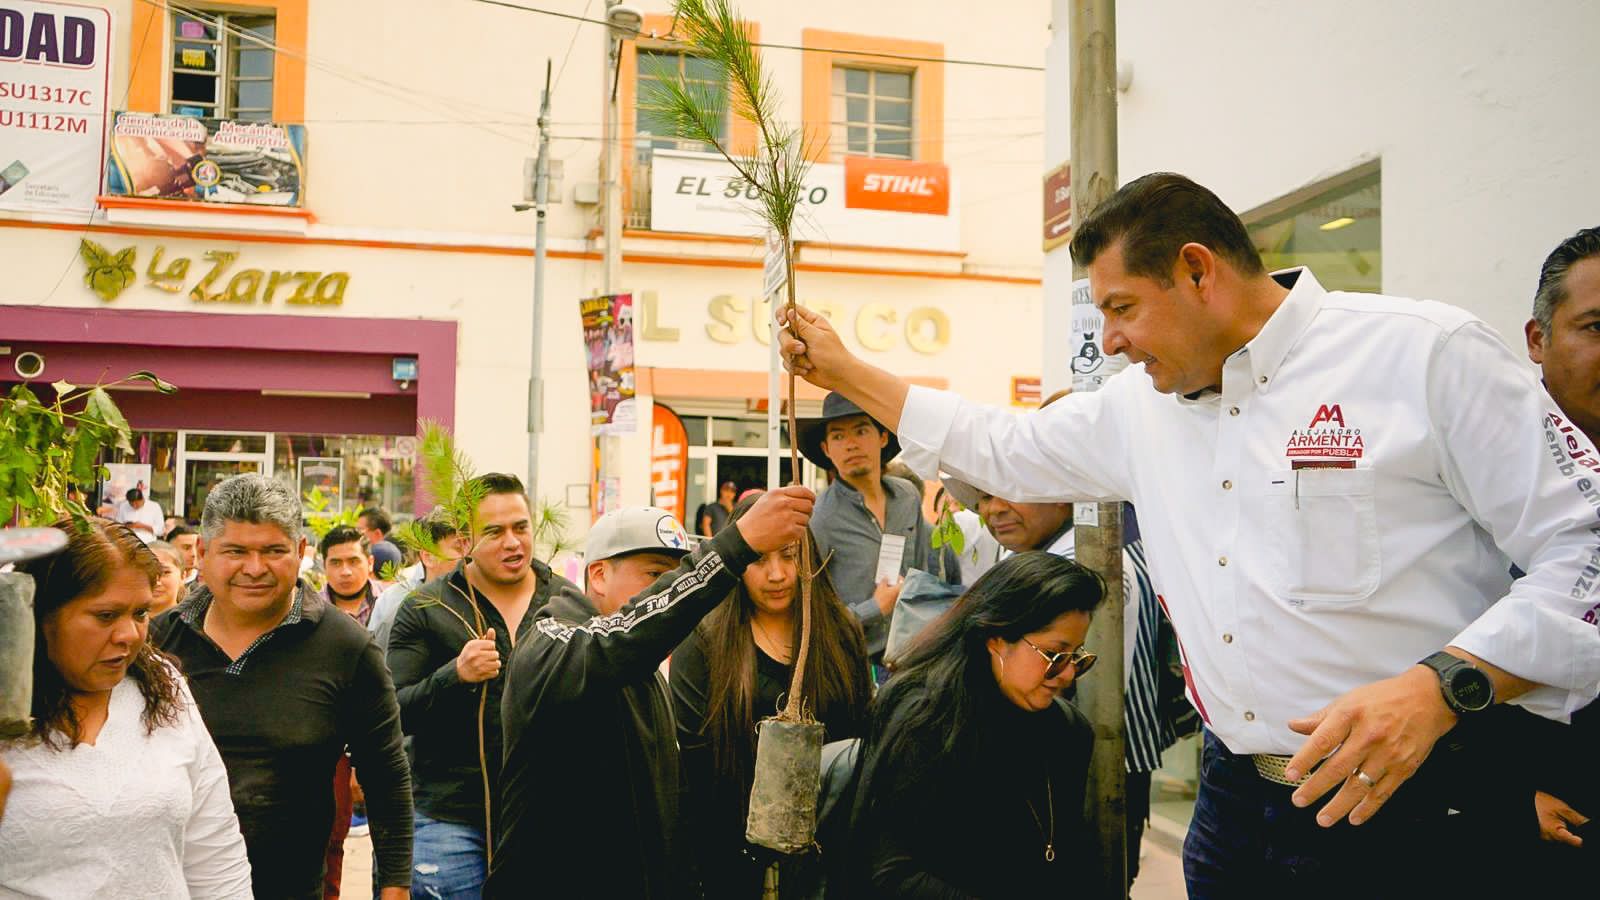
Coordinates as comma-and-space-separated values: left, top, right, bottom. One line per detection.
586, 560, 606, 594
877, 429, 890, 451
1176, 242, 1216, 296
1526, 317, 1549, 365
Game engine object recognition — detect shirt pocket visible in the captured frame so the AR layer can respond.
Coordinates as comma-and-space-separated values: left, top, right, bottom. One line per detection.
1260, 467, 1380, 605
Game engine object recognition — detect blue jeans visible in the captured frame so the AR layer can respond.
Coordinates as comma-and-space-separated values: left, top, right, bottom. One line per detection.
1182, 730, 1447, 899
410, 813, 487, 900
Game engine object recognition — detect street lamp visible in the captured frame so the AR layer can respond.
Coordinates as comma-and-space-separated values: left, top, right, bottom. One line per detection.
605, 4, 642, 37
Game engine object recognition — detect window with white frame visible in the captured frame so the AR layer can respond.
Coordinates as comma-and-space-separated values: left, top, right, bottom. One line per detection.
831, 66, 913, 159
636, 49, 728, 151
169, 9, 276, 121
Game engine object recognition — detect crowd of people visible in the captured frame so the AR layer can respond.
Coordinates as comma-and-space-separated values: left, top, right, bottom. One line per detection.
1, 173, 1598, 900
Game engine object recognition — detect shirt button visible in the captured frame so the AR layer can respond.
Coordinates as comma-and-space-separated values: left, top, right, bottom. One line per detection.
1222, 479, 1233, 490
1218, 556, 1228, 567
1222, 633, 1233, 643
1229, 406, 1241, 416
1258, 375, 1268, 384
1244, 711, 1256, 722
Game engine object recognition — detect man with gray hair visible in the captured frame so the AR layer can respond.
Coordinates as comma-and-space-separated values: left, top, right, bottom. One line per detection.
152, 473, 414, 900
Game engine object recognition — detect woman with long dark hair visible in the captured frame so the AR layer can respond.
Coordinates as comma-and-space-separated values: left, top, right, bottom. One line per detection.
0, 518, 252, 898
852, 550, 1104, 897
671, 493, 873, 898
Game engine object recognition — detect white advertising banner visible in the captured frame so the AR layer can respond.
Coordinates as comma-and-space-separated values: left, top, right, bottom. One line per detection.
649, 150, 961, 252
0, 0, 110, 212
1069, 276, 1128, 393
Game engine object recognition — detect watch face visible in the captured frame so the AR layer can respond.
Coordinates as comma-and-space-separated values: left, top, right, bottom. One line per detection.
1449, 667, 1494, 711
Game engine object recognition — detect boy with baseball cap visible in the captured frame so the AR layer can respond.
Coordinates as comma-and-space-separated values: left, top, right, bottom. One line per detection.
489, 488, 815, 898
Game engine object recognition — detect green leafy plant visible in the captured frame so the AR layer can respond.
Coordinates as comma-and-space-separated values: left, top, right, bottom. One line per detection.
930, 505, 967, 581
0, 372, 176, 526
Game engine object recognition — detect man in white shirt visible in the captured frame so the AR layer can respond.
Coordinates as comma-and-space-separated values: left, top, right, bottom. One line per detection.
114, 487, 164, 544
780, 172, 1600, 897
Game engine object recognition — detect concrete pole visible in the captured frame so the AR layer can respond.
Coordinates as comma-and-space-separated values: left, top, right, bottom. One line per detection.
527, 60, 551, 502
598, 2, 625, 514
1068, 0, 1127, 896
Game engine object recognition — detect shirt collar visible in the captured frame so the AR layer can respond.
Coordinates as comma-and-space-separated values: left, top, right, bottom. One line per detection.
1240, 267, 1325, 389
178, 580, 315, 631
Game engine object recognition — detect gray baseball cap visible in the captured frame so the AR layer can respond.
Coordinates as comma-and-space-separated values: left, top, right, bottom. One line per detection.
940, 476, 984, 511
586, 507, 692, 562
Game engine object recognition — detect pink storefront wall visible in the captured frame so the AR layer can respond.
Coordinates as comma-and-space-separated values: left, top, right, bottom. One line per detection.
2, 305, 457, 511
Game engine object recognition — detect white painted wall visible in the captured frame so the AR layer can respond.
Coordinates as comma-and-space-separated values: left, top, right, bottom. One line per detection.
1046, 0, 1600, 348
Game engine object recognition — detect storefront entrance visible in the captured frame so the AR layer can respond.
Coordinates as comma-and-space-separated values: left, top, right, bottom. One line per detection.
177, 431, 272, 522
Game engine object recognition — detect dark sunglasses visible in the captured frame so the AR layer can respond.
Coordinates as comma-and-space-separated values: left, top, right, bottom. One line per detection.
1022, 637, 1097, 679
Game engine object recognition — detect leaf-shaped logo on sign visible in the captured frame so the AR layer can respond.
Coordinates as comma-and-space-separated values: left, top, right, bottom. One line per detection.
79, 238, 137, 302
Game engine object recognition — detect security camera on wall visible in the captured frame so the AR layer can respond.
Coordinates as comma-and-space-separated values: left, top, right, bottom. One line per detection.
13, 351, 45, 380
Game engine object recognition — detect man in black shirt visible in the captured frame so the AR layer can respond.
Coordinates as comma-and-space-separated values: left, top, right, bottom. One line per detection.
488, 487, 816, 898
387, 473, 575, 896
151, 473, 412, 900
696, 480, 737, 537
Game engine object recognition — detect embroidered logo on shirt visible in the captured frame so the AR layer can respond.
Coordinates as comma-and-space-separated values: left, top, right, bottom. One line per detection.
1286, 402, 1364, 460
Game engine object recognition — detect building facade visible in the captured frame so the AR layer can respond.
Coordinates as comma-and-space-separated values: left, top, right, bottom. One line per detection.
2, 0, 1051, 534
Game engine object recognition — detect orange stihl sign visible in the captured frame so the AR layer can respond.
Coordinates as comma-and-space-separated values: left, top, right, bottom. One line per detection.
844, 157, 951, 216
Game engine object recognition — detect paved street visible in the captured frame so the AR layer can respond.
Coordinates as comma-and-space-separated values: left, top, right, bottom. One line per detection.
340, 830, 1189, 899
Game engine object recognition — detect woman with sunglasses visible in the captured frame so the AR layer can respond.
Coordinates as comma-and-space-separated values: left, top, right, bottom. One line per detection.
850, 550, 1104, 897
0, 519, 252, 898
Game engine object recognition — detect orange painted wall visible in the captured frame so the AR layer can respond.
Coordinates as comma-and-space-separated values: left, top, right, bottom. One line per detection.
128, 0, 308, 123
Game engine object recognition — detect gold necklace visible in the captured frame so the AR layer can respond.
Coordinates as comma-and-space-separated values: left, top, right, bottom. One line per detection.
1023, 775, 1056, 863
752, 617, 793, 661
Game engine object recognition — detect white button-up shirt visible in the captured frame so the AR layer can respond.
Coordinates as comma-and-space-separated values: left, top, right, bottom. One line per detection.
900, 268, 1600, 754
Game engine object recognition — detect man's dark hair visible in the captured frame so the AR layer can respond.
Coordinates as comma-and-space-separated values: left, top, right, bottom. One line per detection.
1068, 172, 1265, 285
469, 472, 531, 508
319, 524, 371, 560
357, 507, 392, 536
125, 487, 143, 503
165, 523, 194, 541
1533, 227, 1600, 334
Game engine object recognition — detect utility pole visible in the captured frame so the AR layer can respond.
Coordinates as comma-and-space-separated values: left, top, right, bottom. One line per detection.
1068, 1, 1126, 896
596, 0, 629, 515
525, 59, 552, 501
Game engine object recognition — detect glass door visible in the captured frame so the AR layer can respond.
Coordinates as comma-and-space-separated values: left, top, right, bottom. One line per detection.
175, 431, 273, 523
182, 458, 264, 522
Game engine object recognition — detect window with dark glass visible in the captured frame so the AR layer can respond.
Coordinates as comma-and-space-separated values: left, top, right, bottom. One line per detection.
636, 49, 727, 152
830, 66, 914, 159
1245, 165, 1381, 293
169, 9, 276, 121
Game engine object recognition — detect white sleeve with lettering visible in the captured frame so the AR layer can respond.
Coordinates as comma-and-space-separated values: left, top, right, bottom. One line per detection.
1431, 321, 1600, 717
896, 375, 1136, 504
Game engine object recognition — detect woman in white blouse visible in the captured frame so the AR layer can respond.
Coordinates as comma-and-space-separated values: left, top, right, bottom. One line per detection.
0, 518, 252, 899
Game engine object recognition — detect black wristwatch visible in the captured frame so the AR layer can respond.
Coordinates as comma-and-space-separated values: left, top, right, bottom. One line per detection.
1419, 651, 1494, 715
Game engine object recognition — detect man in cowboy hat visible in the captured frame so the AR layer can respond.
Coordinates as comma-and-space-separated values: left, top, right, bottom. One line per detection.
801, 391, 959, 666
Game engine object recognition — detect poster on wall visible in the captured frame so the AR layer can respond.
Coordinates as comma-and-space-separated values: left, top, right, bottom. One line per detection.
105, 112, 307, 207
101, 463, 151, 509
580, 293, 637, 434
650, 404, 689, 529
0, 1, 112, 212
297, 457, 344, 512
1069, 277, 1128, 392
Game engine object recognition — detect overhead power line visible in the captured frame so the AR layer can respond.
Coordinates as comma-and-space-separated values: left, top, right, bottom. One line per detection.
469, 0, 1047, 72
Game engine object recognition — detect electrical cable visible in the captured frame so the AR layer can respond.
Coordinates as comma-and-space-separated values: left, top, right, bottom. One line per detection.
469, 0, 1046, 72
